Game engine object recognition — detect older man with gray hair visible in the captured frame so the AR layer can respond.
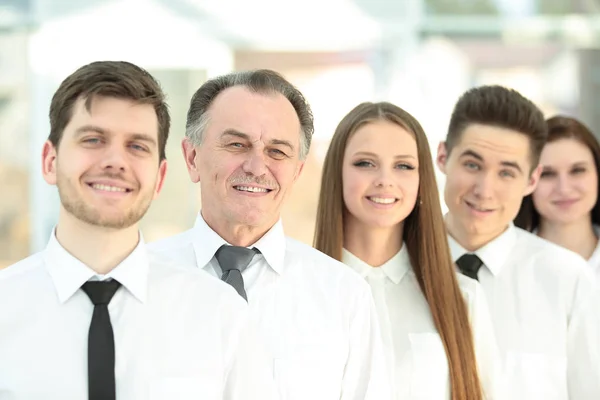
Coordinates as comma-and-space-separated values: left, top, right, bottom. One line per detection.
149, 69, 392, 399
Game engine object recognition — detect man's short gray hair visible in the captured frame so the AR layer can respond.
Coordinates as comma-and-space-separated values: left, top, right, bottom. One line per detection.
185, 69, 314, 160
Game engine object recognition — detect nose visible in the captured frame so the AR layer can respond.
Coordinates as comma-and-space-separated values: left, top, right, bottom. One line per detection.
99, 143, 127, 173
556, 174, 572, 195
373, 167, 394, 188
242, 149, 268, 177
473, 171, 494, 199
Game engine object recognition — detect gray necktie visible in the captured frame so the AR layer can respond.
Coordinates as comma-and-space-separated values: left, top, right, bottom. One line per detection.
214, 245, 258, 301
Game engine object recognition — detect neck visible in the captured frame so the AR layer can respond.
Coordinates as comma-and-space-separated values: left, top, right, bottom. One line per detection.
343, 216, 403, 267
445, 213, 507, 252
55, 208, 140, 275
202, 210, 272, 247
537, 216, 598, 260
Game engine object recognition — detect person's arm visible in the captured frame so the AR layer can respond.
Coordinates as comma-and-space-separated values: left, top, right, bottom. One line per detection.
340, 284, 393, 400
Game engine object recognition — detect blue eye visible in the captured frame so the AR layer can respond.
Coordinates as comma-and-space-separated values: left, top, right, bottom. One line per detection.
353, 160, 374, 168
130, 144, 148, 152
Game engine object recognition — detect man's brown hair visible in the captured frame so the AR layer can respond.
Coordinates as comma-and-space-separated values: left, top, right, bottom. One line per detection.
48, 61, 170, 161
445, 85, 547, 169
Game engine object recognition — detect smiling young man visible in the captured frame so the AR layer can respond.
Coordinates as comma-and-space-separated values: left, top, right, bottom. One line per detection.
149, 69, 392, 400
0, 61, 275, 400
437, 85, 600, 399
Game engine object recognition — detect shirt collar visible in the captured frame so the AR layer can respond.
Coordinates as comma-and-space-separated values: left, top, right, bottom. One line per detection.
43, 228, 149, 304
342, 243, 411, 284
192, 212, 286, 275
447, 223, 517, 276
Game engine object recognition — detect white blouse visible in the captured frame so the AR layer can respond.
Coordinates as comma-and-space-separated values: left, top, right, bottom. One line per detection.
586, 225, 600, 283
342, 244, 504, 399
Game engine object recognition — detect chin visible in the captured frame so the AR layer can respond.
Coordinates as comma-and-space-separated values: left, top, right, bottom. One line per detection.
235, 210, 271, 228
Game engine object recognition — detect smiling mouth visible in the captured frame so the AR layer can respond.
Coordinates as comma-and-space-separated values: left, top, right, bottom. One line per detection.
465, 200, 493, 212
234, 185, 272, 193
88, 183, 132, 193
367, 196, 398, 204
553, 199, 578, 205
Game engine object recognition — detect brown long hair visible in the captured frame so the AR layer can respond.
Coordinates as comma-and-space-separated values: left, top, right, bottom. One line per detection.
314, 102, 483, 400
515, 115, 600, 231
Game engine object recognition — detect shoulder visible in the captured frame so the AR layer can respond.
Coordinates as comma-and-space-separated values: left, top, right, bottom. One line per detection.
147, 229, 194, 253
0, 252, 45, 283
284, 237, 369, 289
146, 248, 244, 306
146, 230, 197, 265
514, 227, 589, 277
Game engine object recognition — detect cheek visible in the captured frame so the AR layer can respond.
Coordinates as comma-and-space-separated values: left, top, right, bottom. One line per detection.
272, 162, 301, 186
399, 175, 420, 202
580, 174, 598, 195
532, 182, 553, 205
342, 170, 366, 205
202, 156, 237, 182
445, 174, 468, 198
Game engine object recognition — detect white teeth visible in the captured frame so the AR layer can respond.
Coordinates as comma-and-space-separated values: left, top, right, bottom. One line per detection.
91, 184, 127, 192
235, 186, 268, 193
369, 197, 396, 204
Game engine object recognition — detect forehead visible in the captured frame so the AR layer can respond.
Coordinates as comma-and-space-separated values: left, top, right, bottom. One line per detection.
541, 138, 594, 165
454, 124, 532, 166
345, 120, 417, 156
206, 86, 301, 142
65, 96, 159, 138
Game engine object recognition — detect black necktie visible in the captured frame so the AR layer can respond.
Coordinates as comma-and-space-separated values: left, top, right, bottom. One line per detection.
456, 254, 484, 281
215, 245, 258, 301
82, 280, 122, 400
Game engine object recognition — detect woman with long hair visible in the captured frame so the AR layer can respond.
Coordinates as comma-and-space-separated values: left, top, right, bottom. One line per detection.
515, 115, 600, 281
314, 102, 502, 399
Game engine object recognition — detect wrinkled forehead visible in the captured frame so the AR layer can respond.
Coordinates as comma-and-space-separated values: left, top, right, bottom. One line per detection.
206, 86, 301, 143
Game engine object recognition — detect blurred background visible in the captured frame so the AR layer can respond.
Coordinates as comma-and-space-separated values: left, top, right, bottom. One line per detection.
1, 0, 599, 268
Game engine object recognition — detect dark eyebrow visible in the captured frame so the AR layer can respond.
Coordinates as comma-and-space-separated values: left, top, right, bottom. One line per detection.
572, 161, 590, 168
460, 148, 523, 174
459, 149, 484, 162
353, 151, 416, 160
221, 129, 295, 152
74, 125, 156, 146
221, 129, 250, 141
74, 125, 106, 137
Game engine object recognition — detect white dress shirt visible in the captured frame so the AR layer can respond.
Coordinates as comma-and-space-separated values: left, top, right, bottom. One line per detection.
448, 223, 600, 399
0, 230, 275, 400
586, 225, 600, 283
342, 245, 503, 400
148, 213, 393, 400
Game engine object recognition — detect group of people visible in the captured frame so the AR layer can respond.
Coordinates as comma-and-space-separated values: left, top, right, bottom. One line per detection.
0, 60, 598, 400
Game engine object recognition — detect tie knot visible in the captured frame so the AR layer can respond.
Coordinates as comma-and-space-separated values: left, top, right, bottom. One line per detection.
215, 245, 258, 273
456, 253, 483, 279
82, 280, 122, 306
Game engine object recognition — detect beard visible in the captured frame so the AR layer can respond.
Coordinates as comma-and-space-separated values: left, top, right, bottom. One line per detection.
56, 172, 153, 230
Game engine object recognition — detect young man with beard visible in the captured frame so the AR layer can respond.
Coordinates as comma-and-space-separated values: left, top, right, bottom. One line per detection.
0, 61, 274, 400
